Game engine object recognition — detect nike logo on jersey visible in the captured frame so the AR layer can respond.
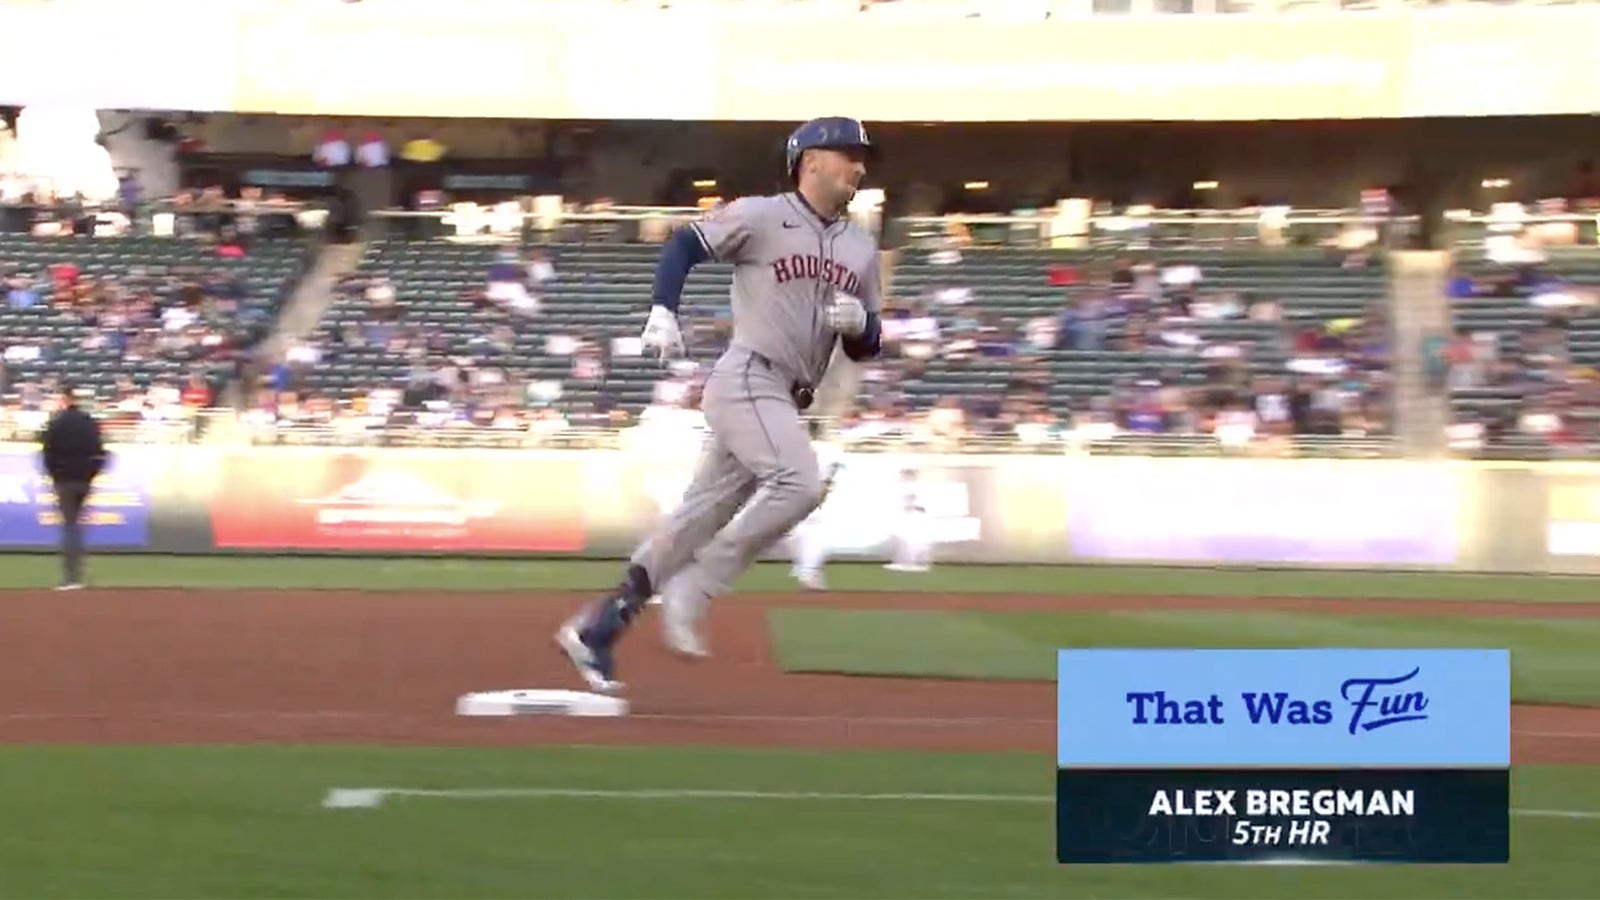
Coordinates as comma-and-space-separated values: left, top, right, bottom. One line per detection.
771, 253, 863, 295
782, 221, 801, 229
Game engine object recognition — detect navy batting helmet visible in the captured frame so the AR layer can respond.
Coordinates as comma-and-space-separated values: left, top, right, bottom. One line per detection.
785, 117, 877, 182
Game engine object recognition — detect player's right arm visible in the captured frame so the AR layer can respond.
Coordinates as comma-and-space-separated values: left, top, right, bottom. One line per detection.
839, 250, 883, 362
652, 198, 761, 314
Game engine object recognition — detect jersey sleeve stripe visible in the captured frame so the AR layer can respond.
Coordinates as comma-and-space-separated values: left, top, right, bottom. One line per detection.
688, 221, 715, 258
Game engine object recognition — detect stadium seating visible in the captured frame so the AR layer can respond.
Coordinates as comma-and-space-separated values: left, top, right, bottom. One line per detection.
303, 236, 1399, 424
1450, 248, 1600, 426
300, 229, 1600, 453
0, 234, 307, 397
303, 238, 735, 413
889, 247, 1384, 413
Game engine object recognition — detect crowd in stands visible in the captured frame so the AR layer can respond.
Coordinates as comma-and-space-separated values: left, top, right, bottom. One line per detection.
6, 181, 1598, 456
854, 248, 1393, 449
237, 229, 1401, 451
0, 186, 314, 440
244, 245, 603, 441
1441, 236, 1600, 452
219, 203, 1600, 456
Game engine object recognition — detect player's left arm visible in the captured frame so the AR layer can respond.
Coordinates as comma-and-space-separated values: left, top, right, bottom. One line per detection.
840, 248, 882, 362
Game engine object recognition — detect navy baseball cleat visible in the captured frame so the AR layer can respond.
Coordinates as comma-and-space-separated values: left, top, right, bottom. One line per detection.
554, 565, 653, 694
556, 608, 623, 694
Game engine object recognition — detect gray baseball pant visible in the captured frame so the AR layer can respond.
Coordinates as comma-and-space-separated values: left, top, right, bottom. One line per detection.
630, 348, 825, 598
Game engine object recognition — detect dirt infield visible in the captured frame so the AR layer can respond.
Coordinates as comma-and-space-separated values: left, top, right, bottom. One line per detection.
2, 588, 1598, 762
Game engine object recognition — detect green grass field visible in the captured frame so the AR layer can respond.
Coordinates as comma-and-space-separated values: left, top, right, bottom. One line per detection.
5, 552, 1600, 600
0, 745, 1595, 898
767, 607, 1600, 704
1, 554, 1596, 898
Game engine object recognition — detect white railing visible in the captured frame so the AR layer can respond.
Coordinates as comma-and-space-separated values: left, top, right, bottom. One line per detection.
106, 410, 1511, 458
366, 203, 1600, 252
181, 414, 1415, 456
0, 417, 203, 446
9, 410, 1581, 460
11, 197, 1595, 254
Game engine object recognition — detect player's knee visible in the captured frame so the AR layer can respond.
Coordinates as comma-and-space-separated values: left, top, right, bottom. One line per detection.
797, 465, 828, 509
773, 464, 826, 511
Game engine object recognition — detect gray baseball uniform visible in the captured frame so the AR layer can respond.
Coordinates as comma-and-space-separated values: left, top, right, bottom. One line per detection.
631, 192, 880, 600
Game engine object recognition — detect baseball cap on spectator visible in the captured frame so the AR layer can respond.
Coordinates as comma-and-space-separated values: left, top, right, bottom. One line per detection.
1047, 263, 1079, 287
49, 262, 78, 291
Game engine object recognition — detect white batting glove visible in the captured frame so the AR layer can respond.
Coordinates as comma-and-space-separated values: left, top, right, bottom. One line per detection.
641, 305, 685, 357
827, 293, 867, 337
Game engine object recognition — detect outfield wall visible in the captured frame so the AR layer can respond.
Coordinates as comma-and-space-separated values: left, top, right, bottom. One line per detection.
2, 443, 1596, 575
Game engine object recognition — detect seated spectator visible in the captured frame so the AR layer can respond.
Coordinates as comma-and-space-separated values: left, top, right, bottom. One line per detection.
1058, 293, 1108, 352
1067, 398, 1120, 445
1518, 397, 1566, 441
1447, 267, 1478, 300
1046, 262, 1081, 288
1247, 295, 1281, 322
528, 407, 572, 439
1014, 406, 1063, 445
925, 396, 967, 443
179, 372, 214, 410
1251, 377, 1295, 437
485, 248, 540, 316
527, 251, 557, 285
882, 300, 940, 360
976, 314, 1018, 358
366, 277, 397, 311
1214, 400, 1258, 449
1123, 391, 1167, 435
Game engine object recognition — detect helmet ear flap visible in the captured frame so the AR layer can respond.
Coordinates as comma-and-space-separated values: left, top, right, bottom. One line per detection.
788, 146, 810, 184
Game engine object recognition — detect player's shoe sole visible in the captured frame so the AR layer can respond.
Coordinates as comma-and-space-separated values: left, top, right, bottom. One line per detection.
662, 618, 709, 660
555, 620, 624, 694
793, 570, 826, 591
659, 588, 710, 660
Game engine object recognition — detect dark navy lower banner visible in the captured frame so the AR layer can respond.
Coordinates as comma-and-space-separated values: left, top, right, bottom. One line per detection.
1056, 768, 1509, 864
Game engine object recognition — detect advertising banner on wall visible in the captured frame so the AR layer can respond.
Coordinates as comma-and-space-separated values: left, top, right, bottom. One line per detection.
0, 441, 1554, 572
208, 451, 585, 553
1542, 472, 1600, 559
1065, 459, 1460, 566
626, 449, 989, 560
1521, 464, 1600, 575
0, 449, 151, 548
813, 457, 986, 555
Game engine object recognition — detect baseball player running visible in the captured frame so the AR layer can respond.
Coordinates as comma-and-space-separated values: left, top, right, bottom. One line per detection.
556, 117, 883, 693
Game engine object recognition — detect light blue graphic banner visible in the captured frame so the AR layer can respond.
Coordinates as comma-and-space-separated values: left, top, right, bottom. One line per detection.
1057, 648, 1509, 768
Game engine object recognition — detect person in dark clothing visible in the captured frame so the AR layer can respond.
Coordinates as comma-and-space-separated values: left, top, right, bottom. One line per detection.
38, 389, 108, 589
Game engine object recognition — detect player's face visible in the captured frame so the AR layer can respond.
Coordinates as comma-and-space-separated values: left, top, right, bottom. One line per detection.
808, 147, 868, 206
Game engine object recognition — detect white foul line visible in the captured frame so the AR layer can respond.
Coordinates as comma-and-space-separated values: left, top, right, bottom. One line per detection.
319, 786, 1600, 821
0, 711, 1597, 742
322, 786, 1052, 809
